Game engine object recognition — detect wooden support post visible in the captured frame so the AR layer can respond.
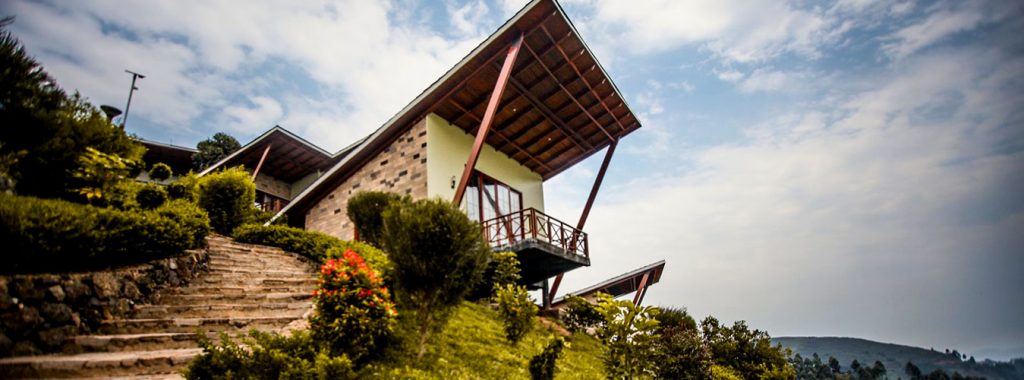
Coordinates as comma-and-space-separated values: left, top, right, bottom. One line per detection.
452, 33, 524, 204
251, 144, 272, 180
546, 273, 563, 307
633, 272, 650, 306
577, 139, 617, 231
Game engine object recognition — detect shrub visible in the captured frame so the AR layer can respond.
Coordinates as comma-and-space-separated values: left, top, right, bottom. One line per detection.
494, 283, 536, 344
381, 198, 492, 358
346, 191, 403, 248
148, 162, 172, 181
311, 250, 397, 362
70, 147, 136, 204
655, 306, 698, 332
529, 336, 567, 380
135, 183, 167, 209
492, 251, 520, 290
197, 167, 255, 234
710, 364, 744, 380
325, 241, 391, 284
166, 172, 199, 201
157, 199, 211, 250
594, 293, 661, 379
184, 330, 356, 380
0, 193, 199, 273
700, 317, 792, 379
232, 224, 337, 262
561, 294, 604, 333
655, 324, 713, 379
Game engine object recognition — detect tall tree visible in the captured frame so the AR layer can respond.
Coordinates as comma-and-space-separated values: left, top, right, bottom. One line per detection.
0, 17, 143, 199
906, 361, 922, 379
193, 132, 240, 170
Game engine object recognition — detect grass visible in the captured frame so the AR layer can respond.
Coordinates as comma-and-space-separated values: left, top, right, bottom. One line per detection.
360, 301, 606, 379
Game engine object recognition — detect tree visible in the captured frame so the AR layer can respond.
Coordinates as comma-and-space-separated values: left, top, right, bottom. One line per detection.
701, 316, 793, 379
871, 360, 887, 379
193, 132, 240, 170
830, 356, 842, 374
381, 198, 491, 358
0, 18, 144, 199
197, 167, 256, 234
594, 293, 661, 379
346, 191, 403, 248
906, 361, 922, 379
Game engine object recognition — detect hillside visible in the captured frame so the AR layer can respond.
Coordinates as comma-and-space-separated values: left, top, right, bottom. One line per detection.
362, 302, 606, 379
774, 337, 1023, 379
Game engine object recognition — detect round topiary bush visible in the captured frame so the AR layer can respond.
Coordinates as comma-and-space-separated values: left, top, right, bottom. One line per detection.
346, 191, 403, 248
136, 183, 167, 209
197, 167, 255, 234
148, 162, 173, 181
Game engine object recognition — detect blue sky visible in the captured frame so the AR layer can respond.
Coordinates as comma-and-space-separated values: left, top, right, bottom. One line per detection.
5, 0, 1022, 359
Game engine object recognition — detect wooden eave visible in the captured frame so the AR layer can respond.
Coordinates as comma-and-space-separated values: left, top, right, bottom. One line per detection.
199, 127, 334, 183
551, 260, 665, 305
277, 0, 641, 223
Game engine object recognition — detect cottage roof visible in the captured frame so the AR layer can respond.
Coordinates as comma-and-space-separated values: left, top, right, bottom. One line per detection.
198, 126, 341, 183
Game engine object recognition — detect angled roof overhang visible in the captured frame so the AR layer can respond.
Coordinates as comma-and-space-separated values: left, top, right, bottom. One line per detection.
199, 126, 336, 183
551, 260, 665, 306
277, 0, 641, 223
136, 138, 197, 175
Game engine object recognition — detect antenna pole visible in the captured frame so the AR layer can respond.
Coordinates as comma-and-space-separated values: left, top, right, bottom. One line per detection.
122, 70, 145, 129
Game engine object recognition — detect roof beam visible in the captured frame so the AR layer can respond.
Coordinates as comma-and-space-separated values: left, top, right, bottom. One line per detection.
541, 25, 629, 135
521, 38, 615, 142
506, 76, 593, 151
444, 97, 554, 173
251, 144, 272, 180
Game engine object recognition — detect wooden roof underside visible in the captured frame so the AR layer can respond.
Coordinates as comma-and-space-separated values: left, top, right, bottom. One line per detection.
427, 1, 640, 179
556, 260, 665, 303
222, 130, 335, 183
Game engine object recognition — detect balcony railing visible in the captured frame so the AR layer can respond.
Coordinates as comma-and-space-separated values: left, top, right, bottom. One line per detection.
481, 208, 589, 259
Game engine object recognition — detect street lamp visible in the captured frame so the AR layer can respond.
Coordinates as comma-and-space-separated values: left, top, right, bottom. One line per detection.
122, 70, 145, 128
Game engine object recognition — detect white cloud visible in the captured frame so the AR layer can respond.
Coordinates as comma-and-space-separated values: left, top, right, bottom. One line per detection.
880, 2, 1001, 60
737, 68, 810, 94
219, 96, 284, 135
716, 69, 745, 82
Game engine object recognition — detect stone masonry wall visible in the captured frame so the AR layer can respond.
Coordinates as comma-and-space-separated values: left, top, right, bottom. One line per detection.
0, 249, 208, 357
305, 118, 428, 239
255, 173, 292, 200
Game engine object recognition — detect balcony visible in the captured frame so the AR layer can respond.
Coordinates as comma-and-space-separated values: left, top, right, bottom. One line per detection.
481, 208, 591, 286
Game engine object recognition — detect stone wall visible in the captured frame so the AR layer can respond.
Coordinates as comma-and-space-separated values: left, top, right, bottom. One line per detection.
0, 249, 208, 357
305, 118, 428, 239
255, 173, 292, 200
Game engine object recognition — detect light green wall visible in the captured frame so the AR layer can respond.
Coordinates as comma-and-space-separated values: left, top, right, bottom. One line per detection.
425, 113, 544, 212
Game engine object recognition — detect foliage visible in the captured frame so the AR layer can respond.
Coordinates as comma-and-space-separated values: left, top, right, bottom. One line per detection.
0, 193, 207, 273
311, 250, 397, 362
70, 147, 136, 203
492, 251, 521, 290
381, 197, 492, 358
701, 316, 793, 380
148, 162, 172, 181
710, 364, 744, 380
654, 306, 698, 332
166, 172, 199, 201
156, 199, 211, 250
655, 324, 713, 379
346, 191, 404, 248
197, 167, 255, 234
529, 336, 567, 380
325, 241, 391, 284
561, 294, 604, 333
0, 21, 145, 200
593, 293, 661, 378
232, 224, 390, 274
135, 183, 167, 209
247, 207, 286, 226
192, 132, 240, 171
183, 330, 356, 380
494, 283, 537, 344
359, 301, 605, 379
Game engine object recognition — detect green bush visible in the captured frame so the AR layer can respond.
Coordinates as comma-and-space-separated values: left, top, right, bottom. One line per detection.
157, 199, 211, 250
381, 198, 492, 358
311, 249, 397, 362
346, 191, 403, 248
492, 251, 520, 290
148, 162, 172, 181
594, 293, 661, 379
0, 193, 203, 273
135, 183, 167, 209
494, 283, 536, 344
561, 294, 604, 333
184, 330, 356, 380
325, 241, 392, 284
197, 167, 255, 234
529, 336, 567, 380
232, 224, 339, 262
655, 324, 713, 379
166, 172, 199, 201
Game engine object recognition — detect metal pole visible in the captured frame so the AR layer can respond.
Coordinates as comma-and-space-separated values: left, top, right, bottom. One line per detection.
122, 70, 145, 129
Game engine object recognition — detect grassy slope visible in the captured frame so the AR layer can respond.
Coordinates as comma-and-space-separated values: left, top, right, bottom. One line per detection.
362, 302, 605, 379
774, 336, 1011, 379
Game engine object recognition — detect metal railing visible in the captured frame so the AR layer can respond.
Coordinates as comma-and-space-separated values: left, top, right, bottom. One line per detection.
481, 208, 589, 258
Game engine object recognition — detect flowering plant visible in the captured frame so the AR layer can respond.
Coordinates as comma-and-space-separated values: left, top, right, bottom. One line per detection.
310, 249, 396, 361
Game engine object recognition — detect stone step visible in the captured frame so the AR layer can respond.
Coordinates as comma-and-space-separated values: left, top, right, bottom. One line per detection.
99, 315, 300, 335
75, 333, 199, 353
0, 348, 200, 378
207, 253, 310, 265
161, 285, 315, 296
155, 292, 313, 305
194, 276, 317, 287
203, 266, 311, 276
133, 302, 311, 319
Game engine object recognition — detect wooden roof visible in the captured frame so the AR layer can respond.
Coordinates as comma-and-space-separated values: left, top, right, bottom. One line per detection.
551, 260, 665, 306
278, 0, 641, 222
199, 126, 339, 183
137, 138, 197, 175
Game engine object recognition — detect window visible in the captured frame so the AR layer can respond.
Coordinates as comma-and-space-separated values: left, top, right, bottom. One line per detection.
462, 171, 523, 222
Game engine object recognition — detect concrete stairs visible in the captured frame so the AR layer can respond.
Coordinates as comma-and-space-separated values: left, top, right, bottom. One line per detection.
0, 235, 318, 378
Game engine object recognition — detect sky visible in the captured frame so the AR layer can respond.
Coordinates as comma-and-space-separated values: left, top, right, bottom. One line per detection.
4, 0, 1022, 360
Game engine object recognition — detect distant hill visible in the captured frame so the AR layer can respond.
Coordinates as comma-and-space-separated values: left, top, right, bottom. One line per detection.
773, 337, 1023, 379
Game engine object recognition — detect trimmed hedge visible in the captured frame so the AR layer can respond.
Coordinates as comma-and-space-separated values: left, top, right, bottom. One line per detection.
232, 224, 390, 277
197, 167, 255, 234
0, 193, 210, 274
